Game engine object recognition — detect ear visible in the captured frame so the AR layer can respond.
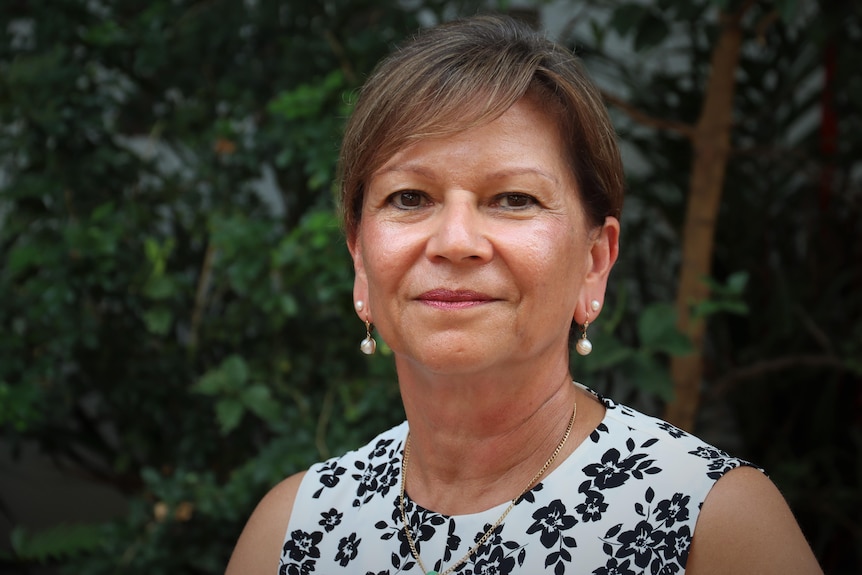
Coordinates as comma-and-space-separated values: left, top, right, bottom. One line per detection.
575, 216, 620, 325
347, 233, 371, 322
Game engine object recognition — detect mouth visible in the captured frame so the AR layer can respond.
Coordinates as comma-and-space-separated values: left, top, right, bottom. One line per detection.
416, 289, 497, 309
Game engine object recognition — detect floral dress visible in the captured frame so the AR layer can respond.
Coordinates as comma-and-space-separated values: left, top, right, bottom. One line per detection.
279, 387, 756, 575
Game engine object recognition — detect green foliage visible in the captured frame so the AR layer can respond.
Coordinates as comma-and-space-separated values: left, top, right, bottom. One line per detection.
0, 0, 439, 572
7, 524, 104, 564
571, 0, 862, 571
193, 354, 282, 434
693, 271, 749, 319
575, 298, 693, 402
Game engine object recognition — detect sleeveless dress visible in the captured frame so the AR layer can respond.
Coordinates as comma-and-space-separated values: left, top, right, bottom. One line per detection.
279, 387, 757, 575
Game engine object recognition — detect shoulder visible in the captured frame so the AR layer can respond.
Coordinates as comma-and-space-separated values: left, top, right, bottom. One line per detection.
225, 423, 409, 574
686, 465, 823, 574
225, 471, 306, 575
597, 393, 747, 473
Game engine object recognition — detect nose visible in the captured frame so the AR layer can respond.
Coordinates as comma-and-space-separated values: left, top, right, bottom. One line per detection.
425, 195, 493, 263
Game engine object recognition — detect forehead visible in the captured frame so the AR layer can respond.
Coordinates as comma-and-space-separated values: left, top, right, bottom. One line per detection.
372, 97, 571, 182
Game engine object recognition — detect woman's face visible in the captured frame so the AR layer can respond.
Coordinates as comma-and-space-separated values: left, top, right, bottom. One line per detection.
349, 96, 618, 377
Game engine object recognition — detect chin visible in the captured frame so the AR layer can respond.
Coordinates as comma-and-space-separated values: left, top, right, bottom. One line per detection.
397, 342, 512, 377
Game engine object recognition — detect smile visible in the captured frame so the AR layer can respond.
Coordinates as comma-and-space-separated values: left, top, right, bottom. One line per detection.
416, 289, 496, 309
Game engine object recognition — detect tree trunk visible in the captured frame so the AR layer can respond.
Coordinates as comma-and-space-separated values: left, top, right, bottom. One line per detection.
664, 13, 744, 431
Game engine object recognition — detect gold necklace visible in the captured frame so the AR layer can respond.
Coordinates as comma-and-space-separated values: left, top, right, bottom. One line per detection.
399, 401, 577, 575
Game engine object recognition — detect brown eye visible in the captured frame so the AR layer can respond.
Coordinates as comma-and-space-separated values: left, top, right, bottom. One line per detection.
498, 193, 536, 209
390, 191, 426, 209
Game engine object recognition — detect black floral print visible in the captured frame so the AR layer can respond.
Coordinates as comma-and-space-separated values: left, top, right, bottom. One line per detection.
279, 385, 758, 574
462, 522, 525, 575
655, 493, 690, 528
311, 459, 346, 499
592, 556, 636, 575
657, 421, 688, 439
527, 499, 578, 574
689, 445, 746, 480
283, 529, 322, 562
281, 529, 322, 575
599, 487, 694, 574
335, 532, 361, 566
576, 484, 608, 522
319, 508, 342, 532
582, 437, 662, 490
473, 543, 517, 574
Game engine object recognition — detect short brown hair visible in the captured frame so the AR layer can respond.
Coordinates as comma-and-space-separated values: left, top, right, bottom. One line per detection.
339, 14, 623, 241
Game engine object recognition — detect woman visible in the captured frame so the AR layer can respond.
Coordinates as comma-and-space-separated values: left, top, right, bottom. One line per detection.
227, 14, 821, 575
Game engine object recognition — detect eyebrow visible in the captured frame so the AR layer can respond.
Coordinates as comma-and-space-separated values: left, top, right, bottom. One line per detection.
374, 164, 561, 185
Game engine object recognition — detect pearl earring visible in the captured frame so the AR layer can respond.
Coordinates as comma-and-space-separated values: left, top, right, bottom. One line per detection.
590, 299, 600, 313
576, 312, 594, 356
360, 319, 376, 355
355, 300, 365, 312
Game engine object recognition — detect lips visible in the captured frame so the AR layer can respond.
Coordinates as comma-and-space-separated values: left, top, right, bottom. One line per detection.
416, 289, 496, 309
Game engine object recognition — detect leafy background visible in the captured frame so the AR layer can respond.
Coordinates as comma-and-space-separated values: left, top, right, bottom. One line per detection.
0, 0, 859, 573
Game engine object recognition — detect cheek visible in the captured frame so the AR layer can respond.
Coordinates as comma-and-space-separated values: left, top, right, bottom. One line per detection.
359, 229, 412, 295
517, 228, 589, 308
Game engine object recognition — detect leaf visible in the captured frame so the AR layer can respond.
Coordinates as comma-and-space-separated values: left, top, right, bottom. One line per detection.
7, 244, 47, 278
776, 0, 800, 23
142, 275, 176, 300
221, 355, 250, 388
142, 307, 172, 336
701, 271, 749, 297
637, 303, 692, 355
637, 303, 674, 341
634, 12, 670, 52
268, 71, 344, 121
10, 524, 103, 561
628, 355, 675, 402
611, 3, 647, 37
216, 399, 245, 435
279, 293, 298, 317
653, 331, 693, 356
580, 333, 636, 371
91, 202, 115, 221
692, 299, 749, 319
589, 20, 605, 47
726, 271, 749, 294
193, 370, 226, 396
241, 385, 280, 422
606, 523, 623, 538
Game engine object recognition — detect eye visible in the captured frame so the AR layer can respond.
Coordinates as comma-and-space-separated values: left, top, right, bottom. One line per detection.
496, 193, 537, 209
388, 191, 428, 210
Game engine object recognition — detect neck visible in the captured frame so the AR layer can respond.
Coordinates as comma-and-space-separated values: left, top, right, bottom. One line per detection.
397, 361, 584, 515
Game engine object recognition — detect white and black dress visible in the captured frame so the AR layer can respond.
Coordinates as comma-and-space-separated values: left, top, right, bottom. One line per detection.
279, 387, 756, 575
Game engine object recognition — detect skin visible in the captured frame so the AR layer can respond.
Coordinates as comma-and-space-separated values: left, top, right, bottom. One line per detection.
348, 96, 615, 514
225, 97, 822, 574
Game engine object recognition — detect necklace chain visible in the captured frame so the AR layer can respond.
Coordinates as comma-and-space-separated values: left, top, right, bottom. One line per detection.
399, 401, 577, 575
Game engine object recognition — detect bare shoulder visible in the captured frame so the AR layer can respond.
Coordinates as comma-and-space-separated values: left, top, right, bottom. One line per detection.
225, 471, 306, 575
686, 465, 822, 575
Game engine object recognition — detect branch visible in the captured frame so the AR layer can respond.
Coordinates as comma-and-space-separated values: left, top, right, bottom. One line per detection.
732, 0, 760, 23
188, 243, 216, 354
323, 29, 359, 86
710, 354, 851, 397
601, 90, 695, 140
754, 9, 780, 44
